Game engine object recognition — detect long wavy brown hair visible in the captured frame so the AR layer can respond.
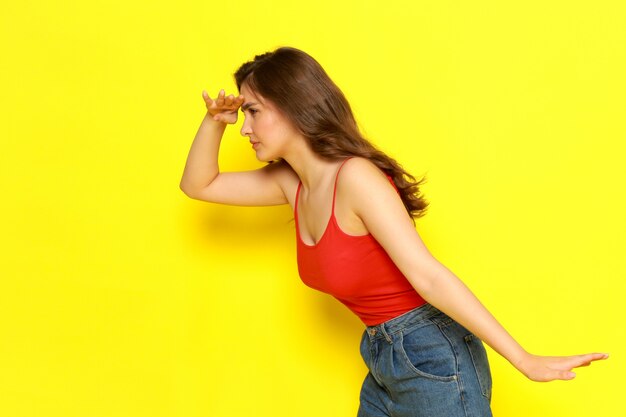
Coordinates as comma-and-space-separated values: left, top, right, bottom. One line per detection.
234, 47, 428, 219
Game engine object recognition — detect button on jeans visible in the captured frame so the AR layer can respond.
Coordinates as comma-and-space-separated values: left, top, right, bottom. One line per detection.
358, 303, 493, 417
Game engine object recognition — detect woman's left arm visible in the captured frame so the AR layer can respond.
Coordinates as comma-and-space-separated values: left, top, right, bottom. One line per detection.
342, 159, 608, 382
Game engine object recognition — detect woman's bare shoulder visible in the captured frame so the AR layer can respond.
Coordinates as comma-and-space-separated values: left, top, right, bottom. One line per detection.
339, 157, 389, 185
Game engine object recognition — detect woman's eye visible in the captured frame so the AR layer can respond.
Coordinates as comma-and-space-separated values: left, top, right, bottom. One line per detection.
249, 109, 258, 115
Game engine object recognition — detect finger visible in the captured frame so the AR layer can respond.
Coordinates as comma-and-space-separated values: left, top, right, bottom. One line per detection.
557, 370, 576, 381
531, 367, 575, 382
545, 367, 577, 381
216, 89, 225, 106
571, 353, 610, 367
553, 353, 608, 371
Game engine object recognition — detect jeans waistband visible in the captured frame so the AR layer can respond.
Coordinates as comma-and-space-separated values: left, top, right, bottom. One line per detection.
364, 303, 441, 343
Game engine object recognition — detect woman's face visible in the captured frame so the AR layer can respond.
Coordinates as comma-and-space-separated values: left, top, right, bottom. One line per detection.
239, 83, 300, 162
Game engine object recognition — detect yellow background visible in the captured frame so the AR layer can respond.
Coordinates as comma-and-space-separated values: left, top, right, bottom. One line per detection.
1, 1, 624, 416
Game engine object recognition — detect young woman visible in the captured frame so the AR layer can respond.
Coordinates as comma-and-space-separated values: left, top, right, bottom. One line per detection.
180, 47, 608, 417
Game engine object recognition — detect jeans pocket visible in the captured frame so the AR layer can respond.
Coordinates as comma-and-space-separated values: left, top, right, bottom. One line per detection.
397, 324, 458, 382
463, 334, 492, 400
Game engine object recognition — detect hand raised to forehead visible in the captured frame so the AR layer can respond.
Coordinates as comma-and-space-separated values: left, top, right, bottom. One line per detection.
202, 89, 245, 124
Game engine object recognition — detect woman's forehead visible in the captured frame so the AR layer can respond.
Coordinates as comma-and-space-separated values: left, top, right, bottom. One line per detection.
240, 83, 264, 103
241, 83, 277, 111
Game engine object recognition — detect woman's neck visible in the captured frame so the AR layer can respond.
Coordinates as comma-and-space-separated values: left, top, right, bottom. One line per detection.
283, 142, 340, 191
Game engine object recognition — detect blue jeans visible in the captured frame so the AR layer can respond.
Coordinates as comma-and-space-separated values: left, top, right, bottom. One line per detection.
358, 303, 493, 417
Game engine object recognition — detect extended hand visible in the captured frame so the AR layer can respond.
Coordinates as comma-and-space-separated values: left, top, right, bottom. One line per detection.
516, 352, 609, 382
202, 89, 245, 124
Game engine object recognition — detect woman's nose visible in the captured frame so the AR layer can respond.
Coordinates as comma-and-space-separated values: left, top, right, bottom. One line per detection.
240, 118, 252, 137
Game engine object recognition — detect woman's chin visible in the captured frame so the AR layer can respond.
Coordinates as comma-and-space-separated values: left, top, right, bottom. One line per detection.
254, 152, 275, 163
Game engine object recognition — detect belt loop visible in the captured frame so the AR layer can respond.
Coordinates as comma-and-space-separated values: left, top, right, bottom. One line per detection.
380, 324, 393, 344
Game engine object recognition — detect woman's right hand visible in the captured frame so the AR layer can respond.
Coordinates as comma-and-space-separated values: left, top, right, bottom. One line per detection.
514, 351, 609, 382
202, 89, 245, 124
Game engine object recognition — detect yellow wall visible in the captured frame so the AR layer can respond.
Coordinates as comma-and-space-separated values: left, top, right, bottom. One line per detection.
1, 1, 624, 416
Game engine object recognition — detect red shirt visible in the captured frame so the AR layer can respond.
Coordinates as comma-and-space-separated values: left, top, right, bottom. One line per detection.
295, 159, 426, 326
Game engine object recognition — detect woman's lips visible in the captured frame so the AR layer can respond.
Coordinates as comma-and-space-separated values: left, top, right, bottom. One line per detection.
250, 140, 259, 149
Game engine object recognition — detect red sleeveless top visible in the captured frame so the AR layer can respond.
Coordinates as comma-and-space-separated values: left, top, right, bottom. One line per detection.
294, 159, 426, 326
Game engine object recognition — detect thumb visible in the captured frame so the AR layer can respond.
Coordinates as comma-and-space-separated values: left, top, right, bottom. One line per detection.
554, 369, 576, 381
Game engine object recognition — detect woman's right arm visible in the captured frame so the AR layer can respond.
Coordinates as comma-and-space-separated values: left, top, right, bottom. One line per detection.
179, 89, 296, 206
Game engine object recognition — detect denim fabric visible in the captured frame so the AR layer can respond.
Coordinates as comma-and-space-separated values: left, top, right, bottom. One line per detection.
357, 303, 493, 417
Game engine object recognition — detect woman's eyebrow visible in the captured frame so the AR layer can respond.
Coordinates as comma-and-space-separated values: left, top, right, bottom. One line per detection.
241, 102, 258, 111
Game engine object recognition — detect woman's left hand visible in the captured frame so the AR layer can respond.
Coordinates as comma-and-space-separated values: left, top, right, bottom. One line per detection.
515, 352, 609, 382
